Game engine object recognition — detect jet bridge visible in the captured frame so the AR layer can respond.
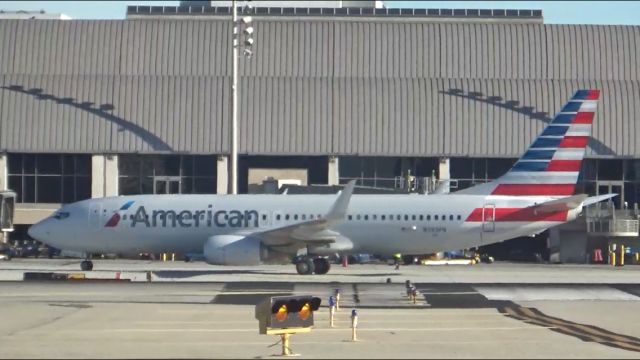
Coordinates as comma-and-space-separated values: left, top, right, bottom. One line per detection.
0, 191, 16, 243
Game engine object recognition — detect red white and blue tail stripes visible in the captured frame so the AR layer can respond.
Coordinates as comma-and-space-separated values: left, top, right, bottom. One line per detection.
490, 90, 600, 197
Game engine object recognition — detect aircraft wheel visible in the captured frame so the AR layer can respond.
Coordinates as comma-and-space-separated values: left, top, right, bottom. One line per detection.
313, 258, 330, 275
295, 258, 315, 275
80, 260, 93, 271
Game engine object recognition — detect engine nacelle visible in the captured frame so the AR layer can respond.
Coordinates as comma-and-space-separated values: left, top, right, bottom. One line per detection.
204, 235, 262, 265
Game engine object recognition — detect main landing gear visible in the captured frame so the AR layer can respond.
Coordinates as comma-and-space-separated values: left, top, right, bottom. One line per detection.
293, 256, 330, 275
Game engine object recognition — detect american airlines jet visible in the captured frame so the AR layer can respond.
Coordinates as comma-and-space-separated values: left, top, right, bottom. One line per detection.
28, 90, 614, 274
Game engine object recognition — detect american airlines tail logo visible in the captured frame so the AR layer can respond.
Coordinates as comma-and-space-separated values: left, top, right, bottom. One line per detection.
104, 201, 135, 227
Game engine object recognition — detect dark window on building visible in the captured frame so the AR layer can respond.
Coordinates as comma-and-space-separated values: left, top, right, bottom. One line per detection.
487, 158, 518, 179
8, 153, 91, 203
119, 155, 217, 195
599, 160, 623, 181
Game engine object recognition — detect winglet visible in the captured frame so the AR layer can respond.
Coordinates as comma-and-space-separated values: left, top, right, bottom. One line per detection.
324, 180, 356, 221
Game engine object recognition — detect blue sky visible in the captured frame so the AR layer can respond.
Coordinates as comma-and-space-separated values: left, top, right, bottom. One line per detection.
0, 1, 639, 24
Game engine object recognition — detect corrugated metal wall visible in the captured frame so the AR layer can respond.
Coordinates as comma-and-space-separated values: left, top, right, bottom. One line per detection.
0, 19, 639, 156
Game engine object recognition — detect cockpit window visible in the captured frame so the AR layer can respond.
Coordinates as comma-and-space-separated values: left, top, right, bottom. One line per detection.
53, 211, 70, 220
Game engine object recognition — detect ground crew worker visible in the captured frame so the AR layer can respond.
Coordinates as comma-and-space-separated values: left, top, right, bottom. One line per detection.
394, 253, 402, 270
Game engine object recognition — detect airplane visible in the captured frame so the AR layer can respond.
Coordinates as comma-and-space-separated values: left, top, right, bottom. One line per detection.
28, 89, 615, 274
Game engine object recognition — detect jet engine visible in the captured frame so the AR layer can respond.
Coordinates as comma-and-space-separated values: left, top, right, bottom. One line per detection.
204, 235, 262, 265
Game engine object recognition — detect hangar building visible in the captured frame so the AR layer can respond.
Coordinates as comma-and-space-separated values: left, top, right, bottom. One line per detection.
1, 2, 639, 262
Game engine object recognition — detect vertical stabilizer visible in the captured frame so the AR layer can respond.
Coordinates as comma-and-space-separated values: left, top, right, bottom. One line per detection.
458, 90, 600, 197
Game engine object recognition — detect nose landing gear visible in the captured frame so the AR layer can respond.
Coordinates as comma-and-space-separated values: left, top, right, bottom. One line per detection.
80, 260, 93, 271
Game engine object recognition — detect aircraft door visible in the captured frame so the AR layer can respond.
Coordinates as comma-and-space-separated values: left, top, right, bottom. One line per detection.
482, 204, 495, 232
89, 203, 103, 230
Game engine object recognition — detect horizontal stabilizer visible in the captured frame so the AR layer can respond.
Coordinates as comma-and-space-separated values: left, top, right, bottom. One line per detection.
583, 193, 618, 206
530, 194, 588, 213
530, 193, 618, 214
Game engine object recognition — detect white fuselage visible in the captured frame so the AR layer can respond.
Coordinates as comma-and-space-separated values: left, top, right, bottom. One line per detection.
29, 193, 578, 258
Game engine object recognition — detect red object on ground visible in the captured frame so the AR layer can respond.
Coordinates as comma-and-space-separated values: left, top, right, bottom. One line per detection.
593, 249, 603, 263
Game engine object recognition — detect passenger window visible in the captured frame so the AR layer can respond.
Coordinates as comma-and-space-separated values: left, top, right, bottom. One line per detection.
285, 214, 290, 220
412, 215, 416, 221
262, 214, 267, 221
357, 214, 361, 220
449, 215, 454, 221
302, 214, 306, 220
364, 215, 369, 221
309, 214, 314, 219
294, 214, 298, 220
348, 215, 353, 220
419, 215, 423, 221
397, 215, 401, 220
373, 215, 377, 220
381, 215, 386, 220
442, 215, 446, 221
276, 214, 281, 220
434, 215, 439, 220
427, 215, 431, 221
457, 215, 462, 220
404, 215, 409, 221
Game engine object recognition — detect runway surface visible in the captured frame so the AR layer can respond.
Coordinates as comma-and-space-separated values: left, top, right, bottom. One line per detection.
1, 261, 640, 358
2, 258, 640, 283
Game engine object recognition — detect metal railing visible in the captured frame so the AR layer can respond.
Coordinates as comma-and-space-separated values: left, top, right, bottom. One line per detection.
126, 6, 543, 19
586, 218, 640, 237
585, 201, 640, 237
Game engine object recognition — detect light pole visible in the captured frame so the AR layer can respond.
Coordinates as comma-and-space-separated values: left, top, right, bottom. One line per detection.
230, 1, 254, 194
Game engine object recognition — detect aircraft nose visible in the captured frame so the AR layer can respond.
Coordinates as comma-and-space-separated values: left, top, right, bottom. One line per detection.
28, 221, 48, 242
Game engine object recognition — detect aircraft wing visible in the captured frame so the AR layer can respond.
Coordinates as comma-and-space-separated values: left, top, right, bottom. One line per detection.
249, 180, 356, 248
530, 193, 618, 214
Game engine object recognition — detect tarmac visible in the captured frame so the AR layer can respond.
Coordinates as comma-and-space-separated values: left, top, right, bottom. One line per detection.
1, 259, 640, 358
